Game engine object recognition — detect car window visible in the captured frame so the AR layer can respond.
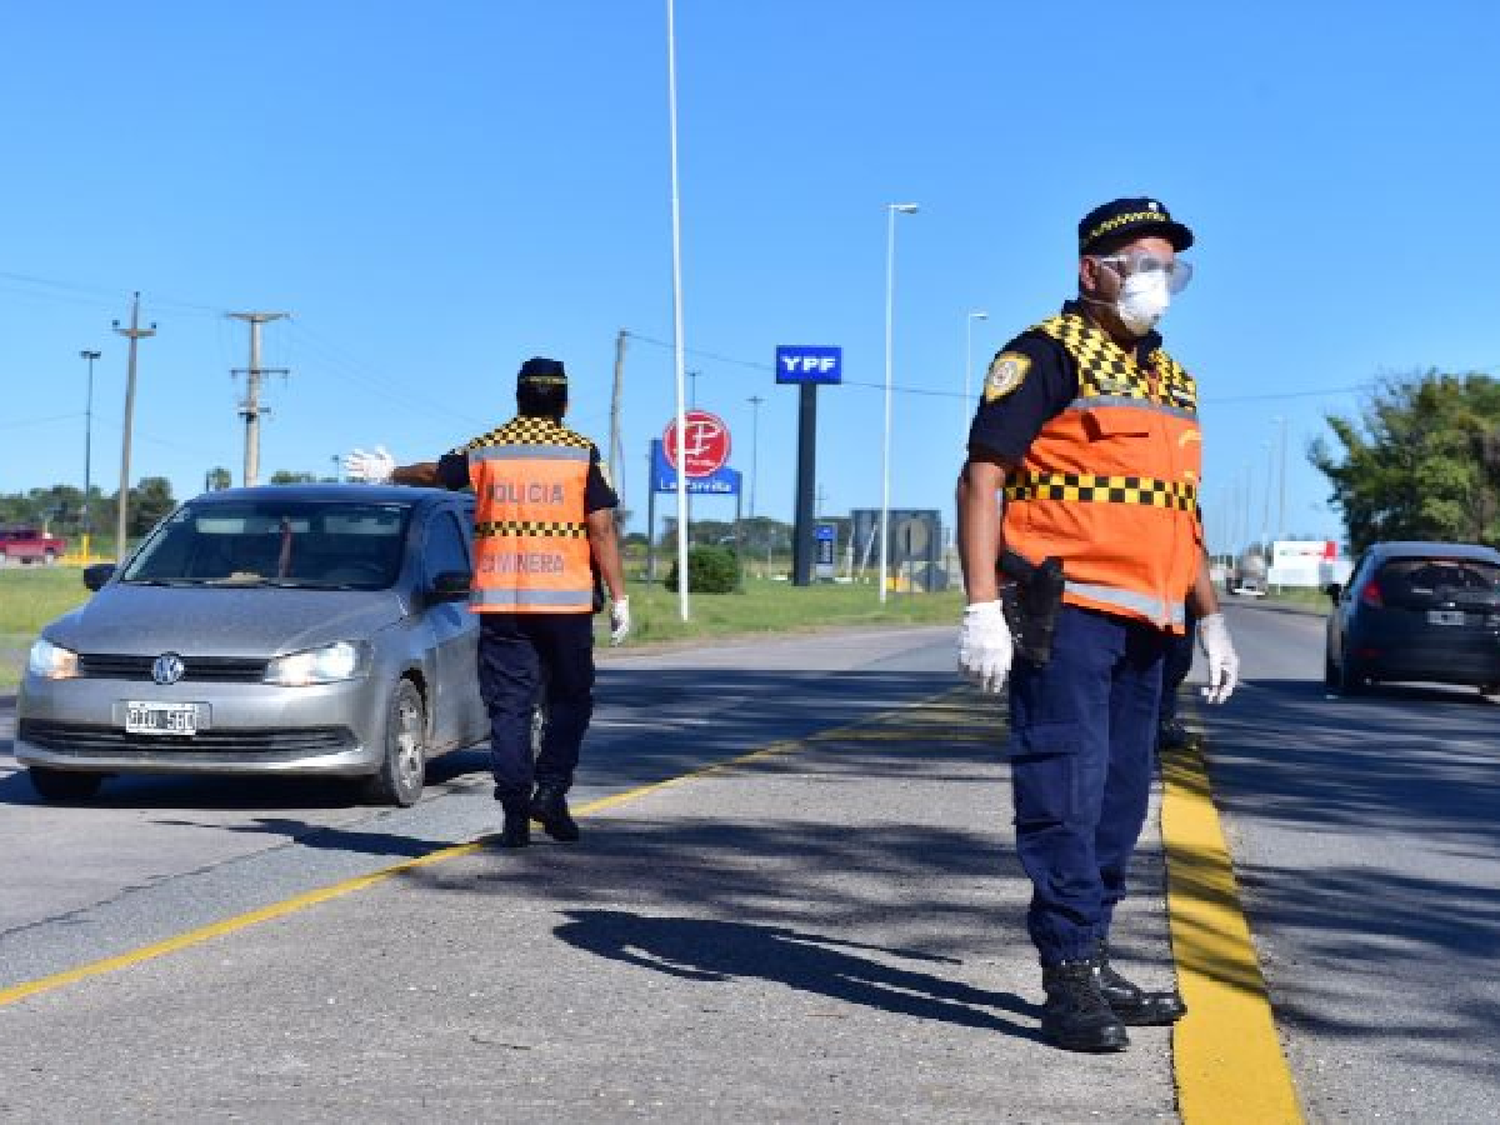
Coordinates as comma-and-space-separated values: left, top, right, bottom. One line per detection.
423, 509, 472, 582
1374, 557, 1500, 608
123, 499, 414, 589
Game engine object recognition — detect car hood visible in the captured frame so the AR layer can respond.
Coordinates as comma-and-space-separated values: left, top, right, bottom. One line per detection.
44, 584, 409, 658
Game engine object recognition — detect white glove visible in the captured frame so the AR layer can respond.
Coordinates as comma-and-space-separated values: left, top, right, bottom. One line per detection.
609, 596, 631, 647
1197, 612, 1240, 704
344, 445, 395, 484
958, 600, 1013, 694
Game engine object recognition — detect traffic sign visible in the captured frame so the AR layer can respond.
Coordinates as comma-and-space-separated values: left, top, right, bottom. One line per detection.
662, 410, 731, 478
775, 345, 842, 385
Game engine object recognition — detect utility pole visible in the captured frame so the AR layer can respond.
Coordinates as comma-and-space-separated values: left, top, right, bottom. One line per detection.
228, 312, 289, 487
746, 394, 763, 519
112, 294, 155, 563
79, 349, 101, 562
1275, 415, 1289, 542
609, 330, 627, 507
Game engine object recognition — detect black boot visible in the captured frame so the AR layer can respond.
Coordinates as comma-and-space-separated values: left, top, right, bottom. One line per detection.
530, 783, 580, 842
495, 791, 531, 848
1092, 941, 1186, 1025
1041, 961, 1129, 1052
1157, 717, 1192, 751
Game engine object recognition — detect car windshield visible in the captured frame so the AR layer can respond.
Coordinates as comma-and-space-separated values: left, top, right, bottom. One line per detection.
122, 498, 414, 590
1375, 557, 1500, 608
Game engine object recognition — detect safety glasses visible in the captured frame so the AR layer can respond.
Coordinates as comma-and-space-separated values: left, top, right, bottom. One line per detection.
1091, 252, 1194, 294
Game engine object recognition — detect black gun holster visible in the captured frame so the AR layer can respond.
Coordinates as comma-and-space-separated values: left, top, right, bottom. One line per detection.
997, 550, 1066, 666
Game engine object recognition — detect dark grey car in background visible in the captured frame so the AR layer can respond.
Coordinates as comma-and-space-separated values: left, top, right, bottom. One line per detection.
1324, 540, 1500, 696
16, 485, 487, 804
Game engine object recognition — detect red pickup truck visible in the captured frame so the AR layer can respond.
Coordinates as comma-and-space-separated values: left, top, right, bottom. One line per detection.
0, 527, 67, 565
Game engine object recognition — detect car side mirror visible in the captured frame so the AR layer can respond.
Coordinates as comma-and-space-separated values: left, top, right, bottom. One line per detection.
429, 570, 471, 601
83, 563, 116, 592
1323, 582, 1342, 603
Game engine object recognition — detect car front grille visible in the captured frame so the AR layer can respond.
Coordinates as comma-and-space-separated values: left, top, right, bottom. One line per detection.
18, 720, 357, 756
77, 654, 269, 683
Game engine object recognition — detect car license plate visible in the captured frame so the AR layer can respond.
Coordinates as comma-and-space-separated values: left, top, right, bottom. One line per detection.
125, 702, 200, 736
1427, 610, 1466, 626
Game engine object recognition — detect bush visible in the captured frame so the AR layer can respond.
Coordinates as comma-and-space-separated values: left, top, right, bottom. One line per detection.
665, 545, 740, 594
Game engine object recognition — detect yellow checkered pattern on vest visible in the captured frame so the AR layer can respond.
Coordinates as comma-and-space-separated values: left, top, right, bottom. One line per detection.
460, 416, 596, 453
1032, 314, 1198, 410
1005, 472, 1198, 511
476, 519, 588, 539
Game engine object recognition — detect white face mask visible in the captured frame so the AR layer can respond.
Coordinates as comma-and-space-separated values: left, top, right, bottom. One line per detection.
1115, 269, 1171, 337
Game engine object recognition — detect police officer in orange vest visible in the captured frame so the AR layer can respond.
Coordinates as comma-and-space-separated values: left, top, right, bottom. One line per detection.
956, 199, 1240, 1052
346, 357, 629, 847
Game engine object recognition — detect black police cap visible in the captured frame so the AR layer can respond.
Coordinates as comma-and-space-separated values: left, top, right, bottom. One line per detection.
1078, 198, 1194, 255
517, 356, 568, 388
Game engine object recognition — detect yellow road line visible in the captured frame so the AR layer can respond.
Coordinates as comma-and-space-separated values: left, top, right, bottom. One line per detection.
0, 690, 955, 1009
1163, 739, 1303, 1123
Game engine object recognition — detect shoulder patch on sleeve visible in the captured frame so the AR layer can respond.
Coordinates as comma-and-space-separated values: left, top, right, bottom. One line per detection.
983, 352, 1032, 402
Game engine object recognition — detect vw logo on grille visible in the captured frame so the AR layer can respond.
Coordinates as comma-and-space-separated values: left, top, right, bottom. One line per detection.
152, 653, 186, 686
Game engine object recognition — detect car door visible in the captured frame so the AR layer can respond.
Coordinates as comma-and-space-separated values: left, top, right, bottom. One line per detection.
416, 505, 486, 751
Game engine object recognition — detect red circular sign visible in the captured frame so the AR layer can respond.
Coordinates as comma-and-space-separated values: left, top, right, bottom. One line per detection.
663, 410, 732, 478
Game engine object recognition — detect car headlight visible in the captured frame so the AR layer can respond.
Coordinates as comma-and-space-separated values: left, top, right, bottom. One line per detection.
263, 641, 369, 686
28, 637, 80, 680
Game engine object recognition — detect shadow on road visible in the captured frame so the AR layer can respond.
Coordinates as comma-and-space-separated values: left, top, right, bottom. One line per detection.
554, 909, 1044, 1039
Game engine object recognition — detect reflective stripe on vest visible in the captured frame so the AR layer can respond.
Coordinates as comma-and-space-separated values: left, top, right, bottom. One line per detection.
465, 417, 596, 615
1001, 313, 1203, 631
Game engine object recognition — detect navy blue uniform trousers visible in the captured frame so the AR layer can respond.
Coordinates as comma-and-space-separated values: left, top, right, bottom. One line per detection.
476, 612, 595, 805
1007, 604, 1168, 966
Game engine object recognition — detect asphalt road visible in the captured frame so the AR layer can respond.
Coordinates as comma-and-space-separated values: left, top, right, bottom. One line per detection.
1199, 601, 1500, 1123
2, 608, 1497, 1121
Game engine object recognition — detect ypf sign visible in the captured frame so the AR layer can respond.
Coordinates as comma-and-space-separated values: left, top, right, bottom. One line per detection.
663, 410, 731, 478
775, 345, 842, 385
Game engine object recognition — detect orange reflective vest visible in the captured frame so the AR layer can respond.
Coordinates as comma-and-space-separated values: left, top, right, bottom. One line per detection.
1002, 313, 1203, 632
464, 416, 595, 614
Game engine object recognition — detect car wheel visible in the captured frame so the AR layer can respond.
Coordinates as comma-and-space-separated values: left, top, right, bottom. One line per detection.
364, 679, 426, 807
29, 767, 103, 801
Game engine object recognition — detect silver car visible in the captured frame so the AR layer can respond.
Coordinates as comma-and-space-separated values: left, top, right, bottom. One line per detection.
16, 485, 488, 805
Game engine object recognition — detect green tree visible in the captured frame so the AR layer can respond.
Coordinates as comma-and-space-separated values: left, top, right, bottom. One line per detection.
1311, 371, 1500, 553
204, 466, 233, 492
128, 477, 177, 537
269, 470, 320, 485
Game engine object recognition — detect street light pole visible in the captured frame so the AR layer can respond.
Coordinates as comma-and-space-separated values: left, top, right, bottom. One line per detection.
665, 0, 690, 621
79, 349, 101, 562
879, 201, 919, 604
963, 310, 988, 440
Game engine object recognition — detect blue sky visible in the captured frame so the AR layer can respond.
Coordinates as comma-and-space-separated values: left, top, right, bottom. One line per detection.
3, 0, 1498, 555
